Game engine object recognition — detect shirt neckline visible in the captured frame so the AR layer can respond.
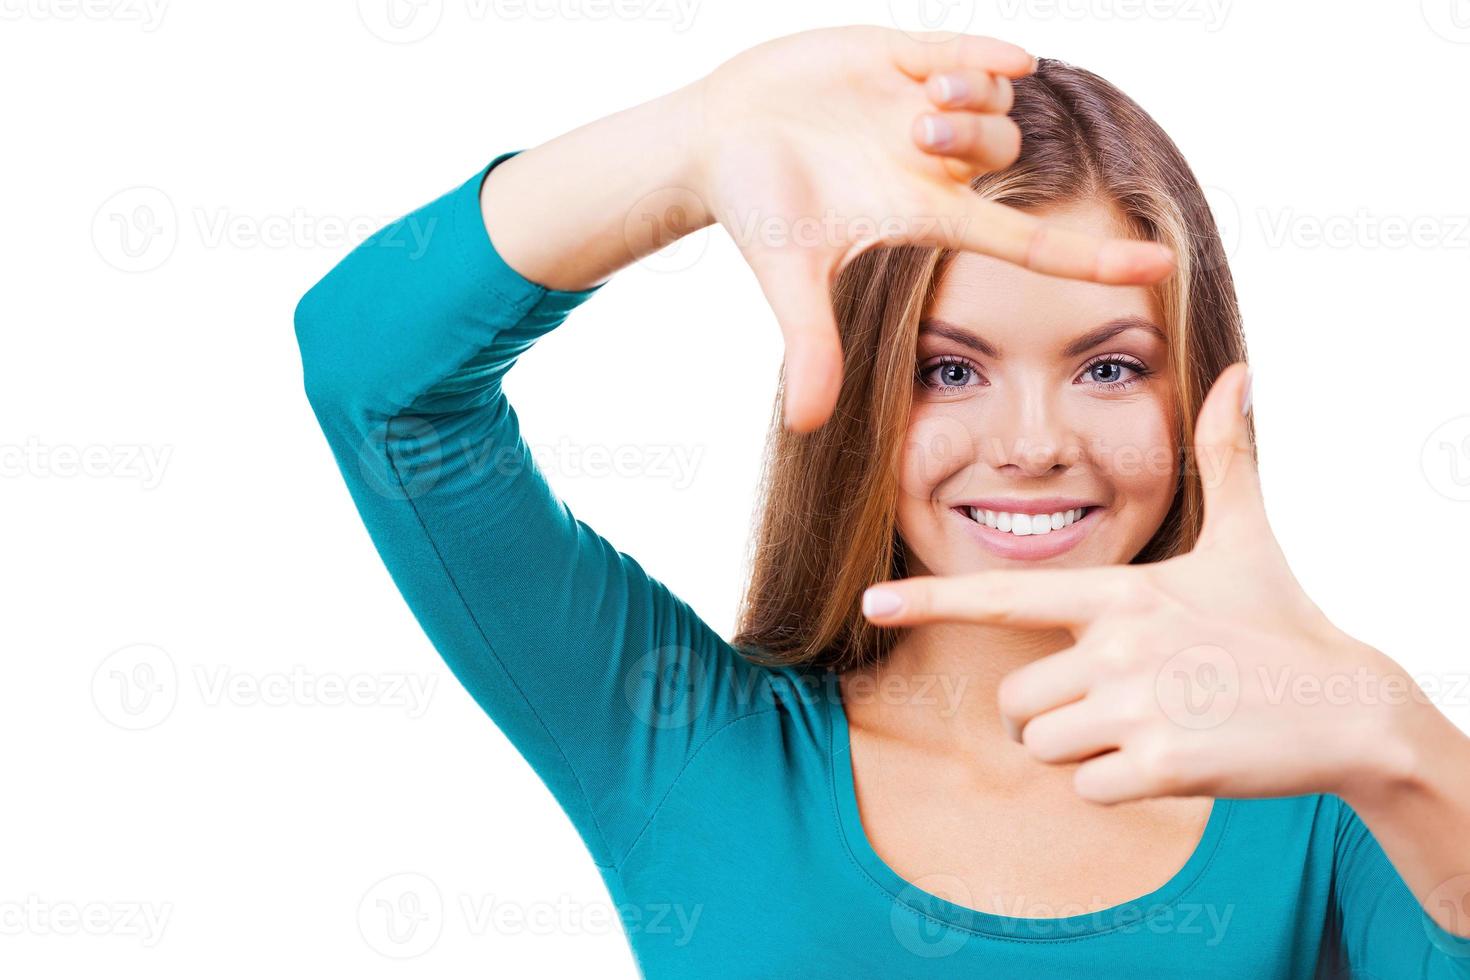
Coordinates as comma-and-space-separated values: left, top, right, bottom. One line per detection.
824, 669, 1235, 941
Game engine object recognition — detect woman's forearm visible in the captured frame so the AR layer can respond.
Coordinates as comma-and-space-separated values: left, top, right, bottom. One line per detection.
479, 78, 714, 293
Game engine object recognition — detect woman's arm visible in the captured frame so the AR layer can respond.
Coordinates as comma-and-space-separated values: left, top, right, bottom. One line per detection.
1332, 698, 1470, 965
476, 81, 712, 293
293, 22, 1176, 871
294, 145, 776, 871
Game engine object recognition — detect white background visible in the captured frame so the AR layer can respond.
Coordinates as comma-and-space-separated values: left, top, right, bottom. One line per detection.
4, 0, 1469, 976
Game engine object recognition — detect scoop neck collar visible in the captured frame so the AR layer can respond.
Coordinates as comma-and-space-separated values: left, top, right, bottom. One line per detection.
823, 669, 1234, 941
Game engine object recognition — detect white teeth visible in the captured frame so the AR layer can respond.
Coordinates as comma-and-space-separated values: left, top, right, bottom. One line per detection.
965, 506, 1091, 537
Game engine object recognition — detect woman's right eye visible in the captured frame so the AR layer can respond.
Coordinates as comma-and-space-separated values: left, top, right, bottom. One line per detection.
917, 356, 985, 391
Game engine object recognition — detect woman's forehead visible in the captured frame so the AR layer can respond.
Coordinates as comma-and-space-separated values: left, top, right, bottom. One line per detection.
928, 245, 1166, 350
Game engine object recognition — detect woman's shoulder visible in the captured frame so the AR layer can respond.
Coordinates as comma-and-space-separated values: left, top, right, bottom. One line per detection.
714, 646, 841, 729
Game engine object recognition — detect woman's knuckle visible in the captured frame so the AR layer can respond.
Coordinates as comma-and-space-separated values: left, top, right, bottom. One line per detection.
1137, 736, 1188, 791
1093, 631, 1139, 674
1106, 572, 1165, 616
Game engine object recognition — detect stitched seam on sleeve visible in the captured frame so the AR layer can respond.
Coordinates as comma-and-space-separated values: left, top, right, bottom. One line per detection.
615, 707, 782, 869
383, 432, 617, 869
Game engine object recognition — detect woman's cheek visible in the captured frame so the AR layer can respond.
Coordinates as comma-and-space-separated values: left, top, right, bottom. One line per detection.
1089, 398, 1178, 520
896, 406, 975, 506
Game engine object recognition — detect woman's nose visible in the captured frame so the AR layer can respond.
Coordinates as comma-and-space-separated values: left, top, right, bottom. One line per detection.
985, 387, 1077, 477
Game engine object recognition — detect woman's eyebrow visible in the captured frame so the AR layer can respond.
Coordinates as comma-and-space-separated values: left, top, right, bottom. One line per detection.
917, 315, 1167, 359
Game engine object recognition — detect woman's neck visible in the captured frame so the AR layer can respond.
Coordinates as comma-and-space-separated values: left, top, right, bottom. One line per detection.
845, 622, 1074, 749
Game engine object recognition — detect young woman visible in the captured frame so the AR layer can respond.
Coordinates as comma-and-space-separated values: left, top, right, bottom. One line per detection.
294, 25, 1470, 977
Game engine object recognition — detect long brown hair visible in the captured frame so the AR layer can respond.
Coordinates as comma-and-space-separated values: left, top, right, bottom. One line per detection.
731, 57, 1251, 674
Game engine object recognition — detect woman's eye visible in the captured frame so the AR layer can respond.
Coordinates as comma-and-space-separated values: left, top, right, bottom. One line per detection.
918, 356, 1151, 391
918, 357, 983, 390
1078, 356, 1150, 390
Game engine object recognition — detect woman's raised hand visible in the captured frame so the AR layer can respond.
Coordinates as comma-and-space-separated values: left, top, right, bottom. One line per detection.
680, 26, 1176, 432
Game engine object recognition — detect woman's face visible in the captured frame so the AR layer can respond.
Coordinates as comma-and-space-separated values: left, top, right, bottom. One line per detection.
896, 198, 1178, 575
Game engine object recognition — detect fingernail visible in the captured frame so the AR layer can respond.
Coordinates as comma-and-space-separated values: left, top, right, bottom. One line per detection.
862, 587, 903, 617
921, 115, 954, 150
935, 73, 969, 104
1240, 365, 1254, 416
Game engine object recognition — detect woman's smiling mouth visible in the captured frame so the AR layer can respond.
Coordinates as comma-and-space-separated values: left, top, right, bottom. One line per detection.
950, 499, 1105, 560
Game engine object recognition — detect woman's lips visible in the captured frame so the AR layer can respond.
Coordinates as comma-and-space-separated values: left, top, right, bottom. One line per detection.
951, 504, 1102, 561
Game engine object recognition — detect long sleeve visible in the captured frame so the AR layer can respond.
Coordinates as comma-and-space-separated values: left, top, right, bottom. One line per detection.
292, 149, 775, 871
1327, 794, 1470, 978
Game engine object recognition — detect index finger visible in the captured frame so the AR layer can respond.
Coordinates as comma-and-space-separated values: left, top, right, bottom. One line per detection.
861, 566, 1132, 630
946, 190, 1177, 285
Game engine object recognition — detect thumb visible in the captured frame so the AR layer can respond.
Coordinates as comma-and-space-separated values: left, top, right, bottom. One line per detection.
748, 249, 844, 433
1194, 361, 1265, 542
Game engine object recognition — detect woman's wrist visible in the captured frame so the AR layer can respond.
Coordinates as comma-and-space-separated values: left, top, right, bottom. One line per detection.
479, 77, 716, 293
1330, 646, 1455, 814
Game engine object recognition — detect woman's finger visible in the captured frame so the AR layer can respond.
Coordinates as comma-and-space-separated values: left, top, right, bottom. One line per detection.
996, 646, 1098, 743
925, 71, 1014, 114
861, 565, 1133, 630
744, 247, 844, 432
912, 111, 1021, 172
890, 30, 1037, 81
1071, 749, 1155, 804
940, 189, 1177, 285
1015, 694, 1123, 764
